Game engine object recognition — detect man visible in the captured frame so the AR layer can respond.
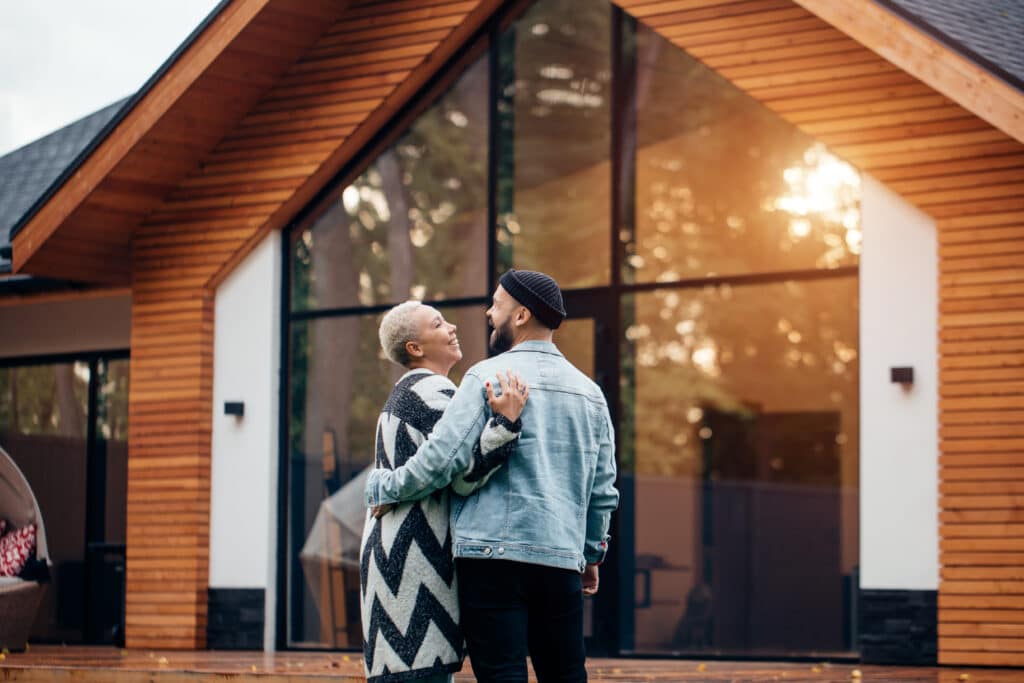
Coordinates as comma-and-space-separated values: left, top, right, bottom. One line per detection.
365, 269, 620, 683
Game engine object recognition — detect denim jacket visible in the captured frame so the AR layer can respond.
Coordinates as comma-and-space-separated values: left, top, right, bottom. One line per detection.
365, 340, 619, 573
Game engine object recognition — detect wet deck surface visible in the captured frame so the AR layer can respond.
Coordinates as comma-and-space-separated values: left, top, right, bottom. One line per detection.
0, 646, 1020, 682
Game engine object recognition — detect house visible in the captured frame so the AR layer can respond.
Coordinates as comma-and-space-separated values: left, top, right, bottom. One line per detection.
2, 0, 1022, 667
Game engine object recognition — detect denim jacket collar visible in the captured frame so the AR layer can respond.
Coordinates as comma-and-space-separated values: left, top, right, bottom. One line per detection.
505, 340, 563, 357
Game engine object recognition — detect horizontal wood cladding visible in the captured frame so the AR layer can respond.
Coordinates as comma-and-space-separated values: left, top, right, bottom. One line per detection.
119, 0, 498, 649
938, 209, 1024, 667
125, 286, 213, 649
616, 0, 1024, 668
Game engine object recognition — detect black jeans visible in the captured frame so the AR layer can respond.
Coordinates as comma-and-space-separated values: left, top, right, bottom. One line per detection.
457, 558, 587, 683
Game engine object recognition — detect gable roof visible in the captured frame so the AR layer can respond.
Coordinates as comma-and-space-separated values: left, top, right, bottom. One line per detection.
0, 99, 125, 274
884, 0, 1024, 89
7, 0, 1024, 286
8, 0, 356, 284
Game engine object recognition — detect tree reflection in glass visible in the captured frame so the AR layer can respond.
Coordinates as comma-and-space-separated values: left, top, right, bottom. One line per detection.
291, 55, 489, 312
628, 25, 860, 284
622, 279, 860, 654
495, 0, 612, 287
287, 305, 487, 647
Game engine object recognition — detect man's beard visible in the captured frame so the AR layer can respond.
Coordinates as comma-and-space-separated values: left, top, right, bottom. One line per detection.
488, 318, 515, 354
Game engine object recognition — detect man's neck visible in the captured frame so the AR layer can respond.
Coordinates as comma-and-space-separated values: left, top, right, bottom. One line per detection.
512, 329, 554, 348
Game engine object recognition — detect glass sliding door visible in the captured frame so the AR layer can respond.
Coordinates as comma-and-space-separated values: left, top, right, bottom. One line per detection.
0, 352, 129, 645
621, 279, 859, 655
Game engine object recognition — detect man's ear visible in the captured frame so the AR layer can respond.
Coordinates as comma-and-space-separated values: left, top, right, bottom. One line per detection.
514, 306, 532, 328
406, 340, 424, 359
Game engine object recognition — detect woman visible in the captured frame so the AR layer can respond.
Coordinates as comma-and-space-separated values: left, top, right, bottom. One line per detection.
360, 300, 528, 683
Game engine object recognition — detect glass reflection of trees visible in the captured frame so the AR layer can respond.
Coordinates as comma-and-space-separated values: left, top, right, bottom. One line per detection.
285, 0, 863, 655
630, 25, 860, 283
496, 0, 612, 288
292, 56, 489, 312
623, 280, 859, 479
285, 48, 493, 648
0, 364, 88, 438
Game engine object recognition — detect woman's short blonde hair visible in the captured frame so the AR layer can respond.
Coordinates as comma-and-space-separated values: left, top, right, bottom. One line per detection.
379, 300, 424, 367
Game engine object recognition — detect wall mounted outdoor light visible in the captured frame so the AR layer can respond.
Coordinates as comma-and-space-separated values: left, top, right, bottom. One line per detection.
890, 367, 914, 385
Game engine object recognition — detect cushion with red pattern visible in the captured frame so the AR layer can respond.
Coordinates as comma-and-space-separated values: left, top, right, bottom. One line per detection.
0, 524, 36, 577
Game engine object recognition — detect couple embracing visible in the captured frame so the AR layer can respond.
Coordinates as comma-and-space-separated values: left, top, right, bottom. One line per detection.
359, 269, 620, 683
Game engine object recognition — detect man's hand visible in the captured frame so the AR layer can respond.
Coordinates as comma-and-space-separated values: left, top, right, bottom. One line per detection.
583, 563, 599, 596
486, 369, 529, 421
371, 503, 395, 519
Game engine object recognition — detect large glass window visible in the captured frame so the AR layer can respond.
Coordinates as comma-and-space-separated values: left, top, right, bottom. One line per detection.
495, 0, 613, 287
287, 305, 488, 647
621, 278, 859, 655
284, 44, 494, 647
291, 55, 490, 312
0, 354, 129, 645
629, 25, 861, 283
283, 0, 861, 658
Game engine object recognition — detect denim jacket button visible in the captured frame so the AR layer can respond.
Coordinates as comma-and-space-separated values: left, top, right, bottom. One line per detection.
497, 547, 505, 555
483, 547, 492, 556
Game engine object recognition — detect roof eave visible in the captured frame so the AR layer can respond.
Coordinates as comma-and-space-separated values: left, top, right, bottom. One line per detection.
9, 0, 275, 282
7, 0, 234, 251
795, 0, 1024, 144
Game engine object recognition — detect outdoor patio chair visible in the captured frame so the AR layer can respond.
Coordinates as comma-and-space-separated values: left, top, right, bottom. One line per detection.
0, 445, 51, 651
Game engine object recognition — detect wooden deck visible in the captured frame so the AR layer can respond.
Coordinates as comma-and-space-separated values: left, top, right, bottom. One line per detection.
0, 647, 1021, 682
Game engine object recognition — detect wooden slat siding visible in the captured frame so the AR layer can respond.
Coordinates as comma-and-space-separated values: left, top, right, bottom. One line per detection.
120, 0, 500, 649
938, 207, 1024, 666
614, 0, 1024, 667
125, 287, 213, 650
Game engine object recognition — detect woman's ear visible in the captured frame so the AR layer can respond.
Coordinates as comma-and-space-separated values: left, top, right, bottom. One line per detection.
406, 340, 424, 359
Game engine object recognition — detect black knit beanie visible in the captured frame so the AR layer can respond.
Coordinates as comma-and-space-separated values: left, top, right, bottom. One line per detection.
499, 269, 566, 330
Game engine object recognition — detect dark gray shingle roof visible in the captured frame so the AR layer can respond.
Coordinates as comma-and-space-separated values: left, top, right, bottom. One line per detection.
0, 98, 127, 273
884, 0, 1024, 88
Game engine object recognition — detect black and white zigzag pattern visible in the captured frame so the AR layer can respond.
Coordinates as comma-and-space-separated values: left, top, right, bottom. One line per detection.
359, 370, 520, 683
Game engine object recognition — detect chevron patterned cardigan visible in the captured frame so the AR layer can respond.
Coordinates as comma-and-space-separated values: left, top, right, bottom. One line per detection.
359, 369, 521, 683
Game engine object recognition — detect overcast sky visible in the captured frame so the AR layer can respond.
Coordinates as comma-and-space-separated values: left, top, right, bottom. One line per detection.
0, 0, 221, 157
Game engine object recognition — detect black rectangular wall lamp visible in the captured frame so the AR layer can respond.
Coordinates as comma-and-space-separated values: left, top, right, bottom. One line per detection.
890, 367, 914, 385
224, 401, 245, 417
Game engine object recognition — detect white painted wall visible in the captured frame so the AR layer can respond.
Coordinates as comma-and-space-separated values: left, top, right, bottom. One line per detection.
859, 174, 939, 590
0, 293, 130, 358
209, 231, 281, 649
